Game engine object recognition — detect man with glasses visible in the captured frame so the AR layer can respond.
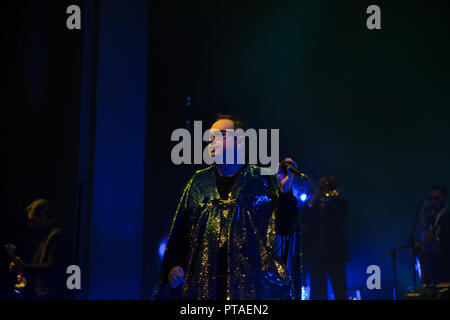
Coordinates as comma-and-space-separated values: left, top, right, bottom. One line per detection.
154, 114, 299, 300
301, 176, 350, 300
417, 186, 450, 284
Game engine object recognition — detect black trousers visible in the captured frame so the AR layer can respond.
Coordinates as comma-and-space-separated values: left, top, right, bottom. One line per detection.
216, 243, 228, 300
306, 252, 347, 300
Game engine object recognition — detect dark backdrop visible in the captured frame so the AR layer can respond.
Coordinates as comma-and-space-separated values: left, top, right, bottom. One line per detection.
2, 0, 83, 299
2, 0, 449, 300
143, 0, 450, 299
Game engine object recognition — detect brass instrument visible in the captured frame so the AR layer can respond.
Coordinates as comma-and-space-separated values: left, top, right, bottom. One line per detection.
5, 243, 27, 295
323, 189, 340, 198
318, 176, 340, 198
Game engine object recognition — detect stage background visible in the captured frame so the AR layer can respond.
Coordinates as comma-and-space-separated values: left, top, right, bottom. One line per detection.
3, 0, 450, 300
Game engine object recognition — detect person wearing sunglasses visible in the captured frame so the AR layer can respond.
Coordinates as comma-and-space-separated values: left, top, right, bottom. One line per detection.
417, 185, 450, 285
301, 176, 350, 300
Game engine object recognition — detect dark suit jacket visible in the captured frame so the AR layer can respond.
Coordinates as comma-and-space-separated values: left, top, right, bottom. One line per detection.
424, 208, 450, 283
301, 198, 350, 262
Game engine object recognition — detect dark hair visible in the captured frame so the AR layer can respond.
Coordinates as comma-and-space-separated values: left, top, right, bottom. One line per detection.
216, 114, 247, 130
431, 185, 448, 198
319, 175, 340, 192
26, 199, 56, 220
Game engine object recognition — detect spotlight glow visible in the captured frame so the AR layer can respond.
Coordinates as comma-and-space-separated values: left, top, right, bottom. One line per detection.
300, 193, 307, 202
159, 236, 167, 259
415, 256, 422, 280
301, 285, 310, 300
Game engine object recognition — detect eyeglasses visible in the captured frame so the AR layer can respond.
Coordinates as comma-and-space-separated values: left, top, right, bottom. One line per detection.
208, 130, 237, 142
213, 130, 231, 137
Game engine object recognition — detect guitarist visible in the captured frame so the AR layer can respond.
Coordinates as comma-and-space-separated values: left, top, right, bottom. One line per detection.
5, 199, 70, 299
415, 186, 450, 285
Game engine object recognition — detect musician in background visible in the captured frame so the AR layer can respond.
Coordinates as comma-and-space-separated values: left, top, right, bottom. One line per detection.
301, 176, 350, 300
416, 186, 450, 284
6, 199, 70, 299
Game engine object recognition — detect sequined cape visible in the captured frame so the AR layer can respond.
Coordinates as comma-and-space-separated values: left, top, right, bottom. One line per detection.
153, 165, 296, 300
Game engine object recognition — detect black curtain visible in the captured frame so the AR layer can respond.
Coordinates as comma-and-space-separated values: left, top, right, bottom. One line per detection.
2, 0, 83, 299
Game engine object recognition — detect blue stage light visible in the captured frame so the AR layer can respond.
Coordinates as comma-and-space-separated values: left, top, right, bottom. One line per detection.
301, 285, 310, 300
300, 193, 307, 202
159, 236, 167, 260
415, 256, 422, 280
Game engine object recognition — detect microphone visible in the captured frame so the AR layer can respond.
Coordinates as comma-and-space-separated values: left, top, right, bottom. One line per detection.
281, 160, 311, 182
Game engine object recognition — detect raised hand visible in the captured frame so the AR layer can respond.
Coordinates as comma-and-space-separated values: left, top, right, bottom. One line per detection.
168, 266, 185, 288
277, 158, 297, 193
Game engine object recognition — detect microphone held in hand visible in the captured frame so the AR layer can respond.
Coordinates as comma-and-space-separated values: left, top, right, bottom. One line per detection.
280, 160, 311, 182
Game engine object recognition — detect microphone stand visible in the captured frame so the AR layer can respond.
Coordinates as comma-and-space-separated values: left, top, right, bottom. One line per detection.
292, 207, 304, 300
380, 243, 413, 300
409, 198, 424, 290
291, 187, 314, 300
381, 198, 423, 300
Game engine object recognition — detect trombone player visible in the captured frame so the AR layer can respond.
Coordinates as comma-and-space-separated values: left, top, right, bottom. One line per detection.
301, 176, 350, 300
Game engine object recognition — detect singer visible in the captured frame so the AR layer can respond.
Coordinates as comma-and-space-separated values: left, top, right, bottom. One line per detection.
153, 114, 299, 300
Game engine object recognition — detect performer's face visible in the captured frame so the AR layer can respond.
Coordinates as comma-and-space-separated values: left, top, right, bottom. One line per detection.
429, 189, 447, 210
208, 119, 235, 162
27, 209, 51, 232
28, 210, 43, 230
318, 177, 329, 189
